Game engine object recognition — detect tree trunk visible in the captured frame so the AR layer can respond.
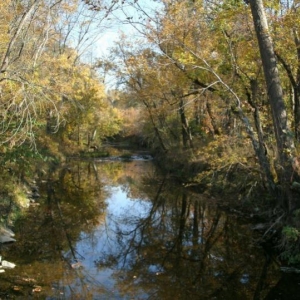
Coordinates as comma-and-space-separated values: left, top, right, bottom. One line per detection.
291, 27, 300, 141
206, 101, 220, 136
275, 28, 300, 142
249, 0, 296, 209
179, 98, 193, 148
247, 79, 276, 194
143, 100, 168, 152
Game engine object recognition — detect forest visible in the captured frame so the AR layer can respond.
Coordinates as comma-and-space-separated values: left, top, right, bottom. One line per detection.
1, 0, 300, 266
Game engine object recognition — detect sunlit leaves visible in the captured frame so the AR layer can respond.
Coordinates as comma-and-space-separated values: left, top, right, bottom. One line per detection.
0, 0, 120, 150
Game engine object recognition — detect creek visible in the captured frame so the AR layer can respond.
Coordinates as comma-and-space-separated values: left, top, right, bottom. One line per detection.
0, 154, 299, 299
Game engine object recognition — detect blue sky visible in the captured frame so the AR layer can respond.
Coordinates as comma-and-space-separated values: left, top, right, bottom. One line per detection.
94, 0, 162, 57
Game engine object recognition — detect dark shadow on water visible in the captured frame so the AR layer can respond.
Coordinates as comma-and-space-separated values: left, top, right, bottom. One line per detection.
264, 273, 300, 300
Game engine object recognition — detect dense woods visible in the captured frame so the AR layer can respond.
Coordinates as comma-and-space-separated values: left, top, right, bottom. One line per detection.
1, 0, 300, 265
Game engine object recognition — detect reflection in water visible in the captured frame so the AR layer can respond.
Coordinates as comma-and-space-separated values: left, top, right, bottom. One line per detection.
0, 160, 281, 299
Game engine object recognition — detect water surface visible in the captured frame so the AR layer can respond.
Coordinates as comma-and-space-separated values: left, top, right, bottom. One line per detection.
0, 159, 285, 299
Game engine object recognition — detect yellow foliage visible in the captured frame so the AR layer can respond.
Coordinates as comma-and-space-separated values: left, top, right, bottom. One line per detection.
0, 0, 122, 149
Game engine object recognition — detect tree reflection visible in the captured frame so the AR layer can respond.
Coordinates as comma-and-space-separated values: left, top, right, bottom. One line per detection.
0, 159, 281, 299
95, 174, 279, 299
0, 160, 107, 298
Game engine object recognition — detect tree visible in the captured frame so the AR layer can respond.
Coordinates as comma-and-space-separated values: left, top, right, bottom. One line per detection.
270, 1, 300, 141
0, 0, 116, 149
249, 0, 297, 210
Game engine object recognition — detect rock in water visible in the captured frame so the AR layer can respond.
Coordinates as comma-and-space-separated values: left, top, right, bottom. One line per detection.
0, 227, 15, 237
1, 260, 16, 269
0, 227, 16, 243
0, 235, 16, 243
